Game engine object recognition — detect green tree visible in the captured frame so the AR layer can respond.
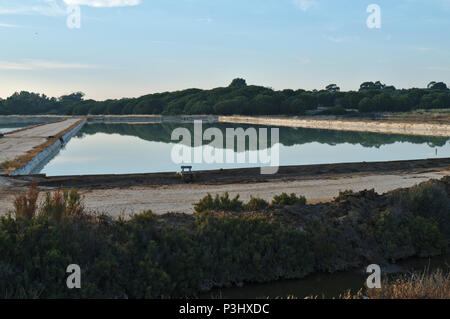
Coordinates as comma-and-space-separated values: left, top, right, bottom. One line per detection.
59, 92, 85, 103
325, 84, 340, 92
229, 78, 247, 88
428, 81, 448, 90
358, 97, 374, 112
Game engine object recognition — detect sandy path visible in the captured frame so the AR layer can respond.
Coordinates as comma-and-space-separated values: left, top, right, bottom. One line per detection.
0, 118, 81, 163
1, 170, 448, 217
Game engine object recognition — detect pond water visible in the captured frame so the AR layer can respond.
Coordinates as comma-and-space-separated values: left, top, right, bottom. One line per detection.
39, 123, 450, 176
200, 255, 450, 299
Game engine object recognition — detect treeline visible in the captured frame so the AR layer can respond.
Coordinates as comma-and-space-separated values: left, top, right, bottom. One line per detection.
0, 79, 449, 116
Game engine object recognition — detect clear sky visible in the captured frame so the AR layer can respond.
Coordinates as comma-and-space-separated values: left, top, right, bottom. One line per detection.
0, 0, 449, 100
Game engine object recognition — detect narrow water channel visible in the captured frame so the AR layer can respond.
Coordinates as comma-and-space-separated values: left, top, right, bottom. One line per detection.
200, 255, 450, 299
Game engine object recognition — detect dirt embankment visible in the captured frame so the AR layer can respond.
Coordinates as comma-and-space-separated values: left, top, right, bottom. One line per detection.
0, 118, 85, 174
7, 158, 450, 188
219, 115, 450, 137
1, 159, 449, 216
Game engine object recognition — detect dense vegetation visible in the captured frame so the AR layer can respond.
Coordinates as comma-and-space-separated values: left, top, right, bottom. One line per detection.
193, 192, 305, 213
0, 79, 449, 116
1, 177, 449, 298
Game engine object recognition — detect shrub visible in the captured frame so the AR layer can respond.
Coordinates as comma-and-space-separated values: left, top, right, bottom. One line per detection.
372, 210, 414, 262
408, 216, 446, 257
194, 192, 243, 212
2, 177, 449, 299
1, 199, 317, 298
365, 269, 450, 299
272, 193, 306, 206
395, 181, 450, 238
195, 192, 307, 213
195, 212, 314, 283
13, 183, 39, 219
40, 188, 84, 222
335, 189, 355, 200
243, 196, 269, 211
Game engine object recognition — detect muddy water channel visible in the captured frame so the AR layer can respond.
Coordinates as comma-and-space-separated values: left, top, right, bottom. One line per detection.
200, 255, 450, 298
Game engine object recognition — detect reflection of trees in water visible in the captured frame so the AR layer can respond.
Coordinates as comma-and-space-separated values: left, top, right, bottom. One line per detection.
78, 123, 449, 150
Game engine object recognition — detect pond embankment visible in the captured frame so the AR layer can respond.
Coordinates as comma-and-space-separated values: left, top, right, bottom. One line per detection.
219, 115, 450, 137
0, 118, 86, 175
2, 114, 450, 137
0, 116, 66, 125
1, 158, 449, 216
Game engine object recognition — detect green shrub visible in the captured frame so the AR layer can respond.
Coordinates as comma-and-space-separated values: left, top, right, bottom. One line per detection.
194, 192, 244, 213
195, 192, 307, 213
195, 212, 314, 283
243, 196, 269, 211
306, 220, 340, 272
2, 178, 449, 299
271, 193, 306, 206
2, 188, 317, 298
372, 210, 414, 262
40, 188, 84, 222
408, 216, 446, 257
395, 181, 450, 238
335, 189, 355, 200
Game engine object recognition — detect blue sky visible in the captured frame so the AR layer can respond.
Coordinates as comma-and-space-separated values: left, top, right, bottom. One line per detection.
0, 0, 449, 100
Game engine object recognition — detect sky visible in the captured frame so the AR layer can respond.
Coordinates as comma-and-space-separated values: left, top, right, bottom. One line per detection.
0, 0, 449, 100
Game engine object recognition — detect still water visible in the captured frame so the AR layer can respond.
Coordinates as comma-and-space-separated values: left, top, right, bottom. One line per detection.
201, 255, 450, 298
0, 123, 27, 134
40, 123, 450, 176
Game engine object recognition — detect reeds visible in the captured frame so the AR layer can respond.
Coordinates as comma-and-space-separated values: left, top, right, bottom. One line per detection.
366, 269, 450, 299
335, 269, 450, 299
13, 183, 39, 219
13, 183, 84, 221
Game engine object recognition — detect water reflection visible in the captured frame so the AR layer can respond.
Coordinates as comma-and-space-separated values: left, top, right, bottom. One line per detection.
40, 123, 450, 176
201, 255, 450, 299
0, 123, 27, 134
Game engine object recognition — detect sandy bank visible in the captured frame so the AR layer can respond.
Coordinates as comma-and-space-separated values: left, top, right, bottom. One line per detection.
219, 116, 450, 137
1, 168, 448, 217
0, 118, 82, 164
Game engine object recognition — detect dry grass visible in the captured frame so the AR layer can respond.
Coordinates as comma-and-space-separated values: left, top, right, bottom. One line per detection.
14, 182, 39, 219
0, 118, 85, 174
366, 270, 450, 299
0, 159, 22, 171
40, 187, 85, 221
336, 269, 450, 299
12, 183, 85, 221
287, 269, 450, 299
